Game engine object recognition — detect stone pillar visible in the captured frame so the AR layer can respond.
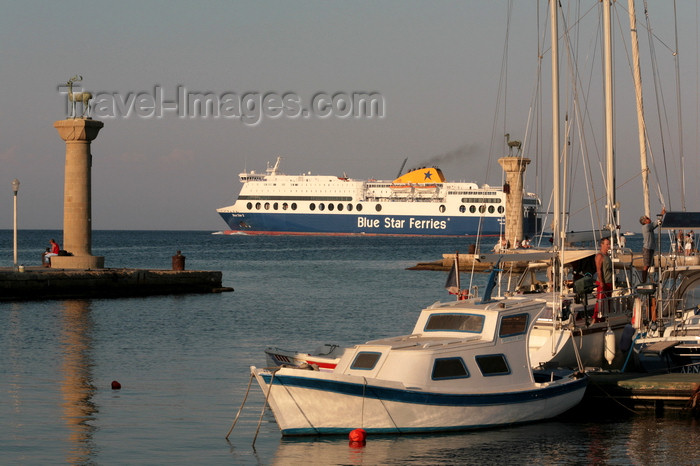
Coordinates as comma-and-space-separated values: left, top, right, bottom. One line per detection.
51, 119, 105, 269
498, 157, 530, 248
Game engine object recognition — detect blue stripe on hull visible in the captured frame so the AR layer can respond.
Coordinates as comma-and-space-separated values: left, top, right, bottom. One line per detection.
280, 419, 543, 436
261, 373, 587, 406
219, 212, 519, 236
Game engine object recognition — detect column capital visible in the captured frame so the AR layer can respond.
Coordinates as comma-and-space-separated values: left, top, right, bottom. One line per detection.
498, 156, 531, 173
54, 119, 104, 142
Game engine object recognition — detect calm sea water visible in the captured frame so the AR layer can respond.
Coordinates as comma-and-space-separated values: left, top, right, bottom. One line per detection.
1, 230, 698, 465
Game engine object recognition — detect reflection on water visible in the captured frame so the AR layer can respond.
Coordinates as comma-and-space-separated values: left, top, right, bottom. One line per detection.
59, 300, 97, 465
270, 417, 699, 465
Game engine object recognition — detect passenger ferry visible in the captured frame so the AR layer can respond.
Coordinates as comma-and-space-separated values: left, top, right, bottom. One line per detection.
216, 158, 541, 236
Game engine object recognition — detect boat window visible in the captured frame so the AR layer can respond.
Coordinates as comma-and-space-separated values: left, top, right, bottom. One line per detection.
255, 202, 261, 210
499, 313, 529, 337
347, 204, 353, 211
469, 205, 476, 213
475, 354, 510, 376
273, 202, 278, 210
291, 203, 297, 210
328, 203, 334, 211
319, 203, 325, 211
264, 202, 270, 210
498, 206, 504, 214
246, 202, 252, 210
488, 205, 495, 214
357, 204, 363, 212
350, 352, 381, 370
282, 203, 288, 210
682, 279, 700, 309
309, 203, 316, 211
337, 203, 343, 211
424, 313, 484, 333
479, 205, 486, 214
459, 205, 466, 213
375, 204, 382, 212
432, 357, 469, 380
439, 205, 446, 213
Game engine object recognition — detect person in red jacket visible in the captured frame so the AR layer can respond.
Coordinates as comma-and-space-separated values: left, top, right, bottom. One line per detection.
44, 238, 60, 266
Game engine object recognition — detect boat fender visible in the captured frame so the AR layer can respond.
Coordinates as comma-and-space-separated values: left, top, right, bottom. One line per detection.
632, 298, 642, 329
619, 323, 635, 352
604, 327, 616, 365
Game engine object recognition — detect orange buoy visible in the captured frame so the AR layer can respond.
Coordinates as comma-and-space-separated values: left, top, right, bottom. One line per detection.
111, 380, 121, 390
348, 428, 366, 443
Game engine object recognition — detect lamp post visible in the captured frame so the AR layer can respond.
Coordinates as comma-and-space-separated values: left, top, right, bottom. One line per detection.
12, 178, 19, 269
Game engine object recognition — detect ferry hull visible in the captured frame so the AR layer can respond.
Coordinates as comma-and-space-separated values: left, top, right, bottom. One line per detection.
218, 211, 529, 236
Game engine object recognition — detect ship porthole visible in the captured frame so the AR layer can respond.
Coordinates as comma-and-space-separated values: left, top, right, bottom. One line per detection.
328, 203, 334, 211
459, 205, 466, 213
282, 202, 288, 210
488, 205, 495, 214
319, 203, 325, 211
356, 204, 363, 212
273, 202, 279, 210
310, 203, 316, 211
347, 204, 353, 211
255, 202, 261, 210
375, 204, 382, 212
498, 206, 504, 214
337, 203, 344, 211
439, 205, 446, 213
247, 202, 253, 210
264, 202, 270, 210
469, 205, 476, 213
291, 203, 297, 210
479, 205, 486, 214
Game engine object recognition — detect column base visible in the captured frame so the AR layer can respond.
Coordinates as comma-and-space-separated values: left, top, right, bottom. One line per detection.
50, 255, 105, 270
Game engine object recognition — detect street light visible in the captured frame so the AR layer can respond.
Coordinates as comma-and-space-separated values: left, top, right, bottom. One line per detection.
12, 178, 19, 269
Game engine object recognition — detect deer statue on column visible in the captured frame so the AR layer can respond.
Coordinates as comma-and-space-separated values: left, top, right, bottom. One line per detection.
67, 75, 93, 118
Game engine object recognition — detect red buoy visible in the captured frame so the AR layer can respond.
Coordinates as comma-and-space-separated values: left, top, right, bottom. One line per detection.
348, 428, 366, 443
111, 380, 121, 390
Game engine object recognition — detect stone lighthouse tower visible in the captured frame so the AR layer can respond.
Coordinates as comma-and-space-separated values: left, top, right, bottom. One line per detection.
51, 77, 104, 269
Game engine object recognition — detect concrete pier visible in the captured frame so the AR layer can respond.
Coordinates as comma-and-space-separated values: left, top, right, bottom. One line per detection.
582, 372, 700, 415
0, 266, 230, 301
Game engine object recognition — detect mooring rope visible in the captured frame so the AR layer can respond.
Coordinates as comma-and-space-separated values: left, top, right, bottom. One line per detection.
225, 371, 255, 439
252, 369, 278, 447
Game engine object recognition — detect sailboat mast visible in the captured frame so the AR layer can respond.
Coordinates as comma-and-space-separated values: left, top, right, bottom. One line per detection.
628, 0, 651, 218
551, 0, 561, 251
603, 0, 616, 231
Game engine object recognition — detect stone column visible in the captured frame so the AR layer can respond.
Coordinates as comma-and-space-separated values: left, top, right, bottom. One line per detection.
498, 157, 530, 248
51, 119, 105, 269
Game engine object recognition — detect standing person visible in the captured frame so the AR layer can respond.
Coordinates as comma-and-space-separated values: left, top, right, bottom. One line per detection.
593, 237, 613, 322
640, 208, 666, 282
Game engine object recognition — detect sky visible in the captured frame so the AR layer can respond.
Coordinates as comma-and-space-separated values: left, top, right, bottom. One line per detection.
0, 1, 698, 231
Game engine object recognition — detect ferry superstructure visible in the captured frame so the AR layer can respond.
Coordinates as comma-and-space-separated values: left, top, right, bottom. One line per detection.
217, 158, 541, 236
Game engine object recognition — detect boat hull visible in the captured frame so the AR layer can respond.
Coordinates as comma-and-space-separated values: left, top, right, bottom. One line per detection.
252, 367, 587, 435
219, 211, 531, 237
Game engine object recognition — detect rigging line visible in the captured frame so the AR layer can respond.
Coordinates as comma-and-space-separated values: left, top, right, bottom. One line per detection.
486, 0, 514, 185
567, 169, 646, 218
672, 0, 686, 211
643, 0, 674, 209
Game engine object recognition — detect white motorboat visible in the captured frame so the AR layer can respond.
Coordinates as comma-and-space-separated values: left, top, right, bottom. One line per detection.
251, 286, 587, 435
